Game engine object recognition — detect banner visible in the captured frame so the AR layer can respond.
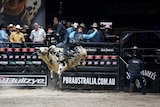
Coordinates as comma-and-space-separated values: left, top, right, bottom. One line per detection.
0, 75, 47, 86
0, 0, 46, 28
60, 72, 118, 90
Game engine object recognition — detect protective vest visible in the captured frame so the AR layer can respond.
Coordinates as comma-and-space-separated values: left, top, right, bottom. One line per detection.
128, 57, 143, 73
73, 32, 83, 44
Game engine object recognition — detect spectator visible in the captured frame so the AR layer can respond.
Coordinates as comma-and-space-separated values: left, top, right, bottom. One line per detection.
102, 24, 112, 42
6, 23, 14, 36
21, 25, 31, 42
52, 17, 69, 61
79, 23, 87, 33
30, 23, 46, 47
66, 21, 72, 28
10, 25, 25, 48
52, 17, 68, 45
127, 54, 146, 95
0, 23, 8, 48
87, 22, 103, 42
47, 25, 53, 35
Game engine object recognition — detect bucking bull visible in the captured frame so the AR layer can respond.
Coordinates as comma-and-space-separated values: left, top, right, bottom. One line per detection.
37, 45, 87, 79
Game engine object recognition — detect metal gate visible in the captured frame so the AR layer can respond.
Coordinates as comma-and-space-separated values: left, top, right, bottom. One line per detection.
120, 31, 160, 93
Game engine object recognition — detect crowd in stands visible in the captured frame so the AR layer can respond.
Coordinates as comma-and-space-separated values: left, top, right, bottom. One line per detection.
0, 17, 120, 48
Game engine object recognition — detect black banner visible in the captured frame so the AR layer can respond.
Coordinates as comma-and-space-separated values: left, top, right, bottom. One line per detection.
60, 72, 119, 90
0, 75, 47, 86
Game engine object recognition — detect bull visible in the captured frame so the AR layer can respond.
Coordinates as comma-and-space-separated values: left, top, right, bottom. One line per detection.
37, 45, 87, 79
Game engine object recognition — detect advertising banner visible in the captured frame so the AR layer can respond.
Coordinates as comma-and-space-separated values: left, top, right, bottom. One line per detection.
124, 64, 159, 93
0, 75, 47, 86
0, 0, 46, 28
60, 72, 119, 90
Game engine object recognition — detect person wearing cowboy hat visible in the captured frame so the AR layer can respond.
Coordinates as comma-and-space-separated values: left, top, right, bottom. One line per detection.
10, 24, 25, 48
126, 46, 142, 60
6, 23, 14, 36
127, 50, 146, 95
79, 23, 87, 33
69, 24, 98, 45
21, 24, 31, 42
66, 22, 79, 34
102, 24, 113, 42
86, 22, 103, 42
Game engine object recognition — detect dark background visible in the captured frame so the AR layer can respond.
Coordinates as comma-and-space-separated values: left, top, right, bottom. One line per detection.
45, 0, 160, 31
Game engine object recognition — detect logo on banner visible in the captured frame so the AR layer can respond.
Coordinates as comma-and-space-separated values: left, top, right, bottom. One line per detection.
126, 70, 157, 88
0, 75, 47, 86
63, 76, 116, 86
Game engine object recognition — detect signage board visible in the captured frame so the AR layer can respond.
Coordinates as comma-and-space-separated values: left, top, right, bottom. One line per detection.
60, 72, 118, 90
0, 75, 47, 87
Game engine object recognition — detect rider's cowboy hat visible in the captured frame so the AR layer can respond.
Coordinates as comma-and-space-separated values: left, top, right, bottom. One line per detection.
72, 22, 79, 28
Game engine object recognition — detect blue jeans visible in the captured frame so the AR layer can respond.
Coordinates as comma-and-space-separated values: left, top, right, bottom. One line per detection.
130, 72, 146, 94
56, 33, 69, 55
56, 42, 68, 55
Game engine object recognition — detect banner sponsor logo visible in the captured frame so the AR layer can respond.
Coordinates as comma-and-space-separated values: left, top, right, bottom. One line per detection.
0, 61, 8, 65
141, 70, 157, 81
126, 70, 157, 81
101, 48, 114, 52
0, 75, 47, 86
63, 76, 116, 86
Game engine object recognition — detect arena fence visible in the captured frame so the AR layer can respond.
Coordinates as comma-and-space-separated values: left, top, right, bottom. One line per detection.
0, 31, 159, 93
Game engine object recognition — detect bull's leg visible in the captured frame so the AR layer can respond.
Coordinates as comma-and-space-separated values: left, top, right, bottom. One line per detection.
50, 70, 54, 80
79, 46, 87, 66
81, 59, 86, 66
57, 62, 67, 75
49, 73, 60, 90
81, 54, 87, 66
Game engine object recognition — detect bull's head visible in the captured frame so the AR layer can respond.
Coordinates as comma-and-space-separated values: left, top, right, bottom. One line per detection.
38, 47, 49, 56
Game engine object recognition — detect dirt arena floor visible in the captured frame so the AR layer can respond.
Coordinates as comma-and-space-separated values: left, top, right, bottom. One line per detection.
0, 87, 160, 107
